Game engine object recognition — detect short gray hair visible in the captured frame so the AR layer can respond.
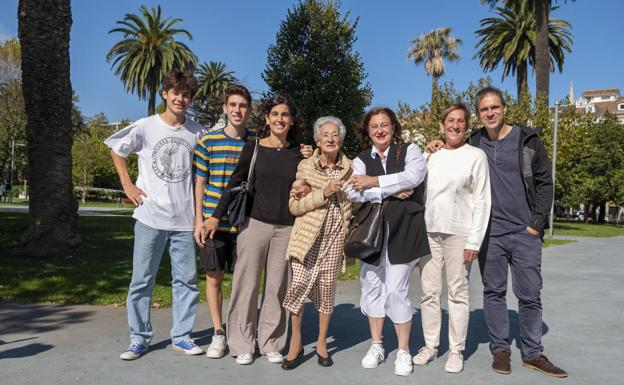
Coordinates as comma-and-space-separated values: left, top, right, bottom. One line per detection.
313, 116, 346, 142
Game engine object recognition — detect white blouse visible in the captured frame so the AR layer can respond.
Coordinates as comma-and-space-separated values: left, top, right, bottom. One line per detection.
425, 144, 491, 251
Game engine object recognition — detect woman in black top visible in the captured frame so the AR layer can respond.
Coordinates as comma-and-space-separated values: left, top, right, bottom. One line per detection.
204, 95, 303, 365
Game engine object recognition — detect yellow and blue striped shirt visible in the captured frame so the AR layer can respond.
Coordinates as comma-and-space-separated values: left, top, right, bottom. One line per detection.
193, 128, 255, 232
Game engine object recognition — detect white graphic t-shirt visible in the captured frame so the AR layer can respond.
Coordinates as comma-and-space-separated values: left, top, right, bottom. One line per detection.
105, 114, 206, 231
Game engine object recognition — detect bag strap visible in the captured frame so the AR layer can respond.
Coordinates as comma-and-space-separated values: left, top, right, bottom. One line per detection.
246, 138, 259, 184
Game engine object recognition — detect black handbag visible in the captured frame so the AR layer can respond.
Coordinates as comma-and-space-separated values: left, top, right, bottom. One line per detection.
344, 202, 386, 261
226, 139, 258, 227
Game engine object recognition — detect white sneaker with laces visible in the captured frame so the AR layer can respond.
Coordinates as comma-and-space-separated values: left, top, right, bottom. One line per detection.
206, 334, 227, 359
235, 353, 253, 365
265, 351, 284, 363
394, 349, 413, 376
361, 343, 385, 369
412, 346, 437, 365
445, 351, 464, 373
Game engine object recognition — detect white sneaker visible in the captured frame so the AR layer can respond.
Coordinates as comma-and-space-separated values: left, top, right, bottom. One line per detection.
412, 346, 437, 365
206, 334, 227, 359
394, 349, 413, 376
235, 353, 253, 365
445, 351, 464, 373
361, 343, 385, 369
265, 351, 284, 364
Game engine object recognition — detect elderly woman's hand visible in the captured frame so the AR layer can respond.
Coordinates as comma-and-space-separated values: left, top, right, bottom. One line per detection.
323, 180, 343, 198
349, 175, 379, 192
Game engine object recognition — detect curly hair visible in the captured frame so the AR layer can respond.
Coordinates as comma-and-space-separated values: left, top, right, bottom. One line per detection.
256, 94, 303, 144
354, 107, 405, 152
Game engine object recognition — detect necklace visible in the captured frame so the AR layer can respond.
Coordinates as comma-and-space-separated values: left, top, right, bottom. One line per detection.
267, 136, 286, 151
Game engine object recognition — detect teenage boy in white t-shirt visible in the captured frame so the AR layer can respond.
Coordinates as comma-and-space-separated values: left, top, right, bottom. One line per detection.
106, 69, 206, 360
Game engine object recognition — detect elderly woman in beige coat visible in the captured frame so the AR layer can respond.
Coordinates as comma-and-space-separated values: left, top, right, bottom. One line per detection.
281, 116, 353, 370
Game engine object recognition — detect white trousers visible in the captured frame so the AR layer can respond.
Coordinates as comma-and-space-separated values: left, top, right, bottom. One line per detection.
360, 233, 417, 324
419, 233, 472, 352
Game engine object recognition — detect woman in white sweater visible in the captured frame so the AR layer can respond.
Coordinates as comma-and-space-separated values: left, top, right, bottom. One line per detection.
413, 103, 491, 373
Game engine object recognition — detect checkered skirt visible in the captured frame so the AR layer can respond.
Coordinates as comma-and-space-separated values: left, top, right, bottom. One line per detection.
283, 168, 345, 315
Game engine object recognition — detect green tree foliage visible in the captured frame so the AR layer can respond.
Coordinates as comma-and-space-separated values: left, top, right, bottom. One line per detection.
398, 77, 493, 149
0, 39, 27, 182
107, 5, 197, 116
475, 1, 572, 104
407, 27, 461, 104
262, 0, 372, 156
191, 61, 238, 127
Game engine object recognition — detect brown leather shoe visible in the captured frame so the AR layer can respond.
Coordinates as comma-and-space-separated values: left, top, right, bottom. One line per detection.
492, 350, 511, 374
523, 354, 568, 378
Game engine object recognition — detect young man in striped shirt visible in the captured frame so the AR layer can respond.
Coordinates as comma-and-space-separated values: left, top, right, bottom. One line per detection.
193, 85, 254, 359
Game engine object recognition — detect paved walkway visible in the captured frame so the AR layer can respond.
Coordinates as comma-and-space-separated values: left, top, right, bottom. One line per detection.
1, 236, 623, 385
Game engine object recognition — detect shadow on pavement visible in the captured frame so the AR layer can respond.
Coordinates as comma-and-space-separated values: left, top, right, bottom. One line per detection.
0, 302, 94, 335
0, 343, 54, 359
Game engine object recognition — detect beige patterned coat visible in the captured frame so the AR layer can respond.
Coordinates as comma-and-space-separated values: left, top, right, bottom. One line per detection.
286, 149, 353, 264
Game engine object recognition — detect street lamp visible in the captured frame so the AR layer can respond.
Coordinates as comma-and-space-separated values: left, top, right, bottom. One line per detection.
549, 101, 560, 238
9, 139, 26, 204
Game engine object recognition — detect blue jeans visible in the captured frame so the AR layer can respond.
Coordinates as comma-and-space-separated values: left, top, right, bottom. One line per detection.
479, 230, 544, 360
127, 221, 199, 346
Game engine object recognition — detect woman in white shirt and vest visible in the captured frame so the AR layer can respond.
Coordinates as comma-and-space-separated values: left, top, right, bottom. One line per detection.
348, 107, 429, 377
412, 103, 491, 373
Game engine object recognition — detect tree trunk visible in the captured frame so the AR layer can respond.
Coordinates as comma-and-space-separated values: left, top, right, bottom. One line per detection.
517, 60, 528, 104
148, 89, 156, 116
431, 76, 439, 106
535, 0, 550, 106
18, 0, 80, 256
598, 201, 606, 224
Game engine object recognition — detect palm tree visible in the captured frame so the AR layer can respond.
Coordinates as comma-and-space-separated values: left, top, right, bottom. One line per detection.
106, 5, 197, 116
475, 1, 572, 104
18, 0, 80, 256
407, 27, 462, 103
481, 0, 574, 105
191, 61, 238, 127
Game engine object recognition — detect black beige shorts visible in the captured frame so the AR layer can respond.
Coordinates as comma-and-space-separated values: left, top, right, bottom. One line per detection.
199, 232, 237, 273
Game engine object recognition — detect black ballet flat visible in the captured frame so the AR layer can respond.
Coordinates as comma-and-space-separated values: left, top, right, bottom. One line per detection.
316, 350, 333, 367
281, 350, 304, 370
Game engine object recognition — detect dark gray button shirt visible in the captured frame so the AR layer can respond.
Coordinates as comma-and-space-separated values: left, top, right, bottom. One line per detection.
480, 125, 531, 236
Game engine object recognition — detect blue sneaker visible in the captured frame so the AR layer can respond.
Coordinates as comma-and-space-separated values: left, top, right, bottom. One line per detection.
173, 339, 204, 355
120, 343, 148, 361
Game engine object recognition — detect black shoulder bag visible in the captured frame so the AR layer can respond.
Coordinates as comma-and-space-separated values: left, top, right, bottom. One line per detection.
344, 201, 386, 261
226, 139, 259, 227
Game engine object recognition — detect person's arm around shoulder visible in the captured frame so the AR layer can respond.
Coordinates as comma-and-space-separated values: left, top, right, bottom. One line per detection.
289, 158, 327, 216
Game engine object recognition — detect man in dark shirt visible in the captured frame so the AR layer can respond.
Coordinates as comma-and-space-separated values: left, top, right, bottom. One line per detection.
470, 87, 567, 378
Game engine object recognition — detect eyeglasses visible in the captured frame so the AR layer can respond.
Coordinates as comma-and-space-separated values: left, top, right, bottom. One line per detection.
368, 122, 392, 130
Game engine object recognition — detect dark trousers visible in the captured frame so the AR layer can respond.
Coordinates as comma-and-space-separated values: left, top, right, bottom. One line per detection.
479, 231, 544, 360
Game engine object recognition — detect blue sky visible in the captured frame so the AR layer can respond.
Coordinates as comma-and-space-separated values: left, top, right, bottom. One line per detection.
1, 0, 622, 123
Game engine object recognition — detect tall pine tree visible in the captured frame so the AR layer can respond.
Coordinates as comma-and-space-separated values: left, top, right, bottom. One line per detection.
263, 0, 372, 156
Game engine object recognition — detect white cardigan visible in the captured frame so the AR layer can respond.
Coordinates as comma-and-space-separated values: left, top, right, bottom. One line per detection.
425, 144, 491, 251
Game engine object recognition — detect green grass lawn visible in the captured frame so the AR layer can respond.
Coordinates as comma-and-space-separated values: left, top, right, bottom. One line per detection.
0, 212, 361, 306
1, 213, 597, 307
553, 221, 624, 237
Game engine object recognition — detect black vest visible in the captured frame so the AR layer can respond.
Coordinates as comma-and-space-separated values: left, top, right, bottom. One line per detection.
357, 143, 430, 265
